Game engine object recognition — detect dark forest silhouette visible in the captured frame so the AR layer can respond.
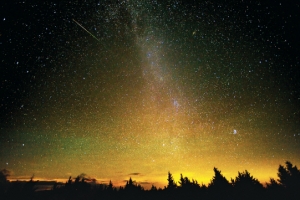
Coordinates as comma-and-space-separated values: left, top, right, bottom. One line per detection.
1, 161, 300, 200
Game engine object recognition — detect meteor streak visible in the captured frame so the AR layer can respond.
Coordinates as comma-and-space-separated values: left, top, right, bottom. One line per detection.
72, 19, 100, 42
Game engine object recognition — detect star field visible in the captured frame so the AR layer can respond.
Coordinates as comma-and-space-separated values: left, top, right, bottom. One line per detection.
1, 0, 300, 188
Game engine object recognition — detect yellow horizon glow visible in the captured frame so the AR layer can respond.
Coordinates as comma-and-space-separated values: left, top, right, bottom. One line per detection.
7, 161, 284, 190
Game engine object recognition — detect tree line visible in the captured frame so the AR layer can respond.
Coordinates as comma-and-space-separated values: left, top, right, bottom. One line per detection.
0, 161, 299, 199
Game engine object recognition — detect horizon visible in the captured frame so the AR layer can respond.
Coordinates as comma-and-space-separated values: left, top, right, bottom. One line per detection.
1, 0, 299, 192
5, 161, 294, 190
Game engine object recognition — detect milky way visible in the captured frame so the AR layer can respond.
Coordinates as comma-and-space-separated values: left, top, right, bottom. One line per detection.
1, 0, 299, 188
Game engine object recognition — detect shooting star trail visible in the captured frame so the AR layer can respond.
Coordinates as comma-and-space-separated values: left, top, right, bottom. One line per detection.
72, 19, 100, 42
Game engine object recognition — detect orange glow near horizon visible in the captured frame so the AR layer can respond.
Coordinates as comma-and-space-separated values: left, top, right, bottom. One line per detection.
6, 157, 294, 190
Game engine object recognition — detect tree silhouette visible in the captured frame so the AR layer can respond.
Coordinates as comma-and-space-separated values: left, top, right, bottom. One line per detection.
179, 174, 200, 190
124, 177, 143, 200
277, 161, 300, 199
150, 184, 157, 191
231, 170, 264, 200
62, 174, 91, 199
107, 180, 113, 191
179, 174, 189, 188
208, 167, 232, 199
2, 161, 300, 199
125, 177, 134, 190
65, 176, 72, 189
266, 178, 284, 200
98, 180, 116, 199
0, 169, 10, 183
0, 169, 10, 195
25, 175, 38, 191
166, 171, 177, 190
125, 177, 143, 191
278, 161, 300, 187
266, 178, 281, 189
209, 167, 231, 189
178, 173, 201, 199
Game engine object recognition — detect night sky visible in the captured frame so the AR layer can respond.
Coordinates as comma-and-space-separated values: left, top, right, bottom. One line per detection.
1, 0, 300, 188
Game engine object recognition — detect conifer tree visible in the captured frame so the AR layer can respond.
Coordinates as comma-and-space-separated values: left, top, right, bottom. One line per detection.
166, 171, 177, 190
